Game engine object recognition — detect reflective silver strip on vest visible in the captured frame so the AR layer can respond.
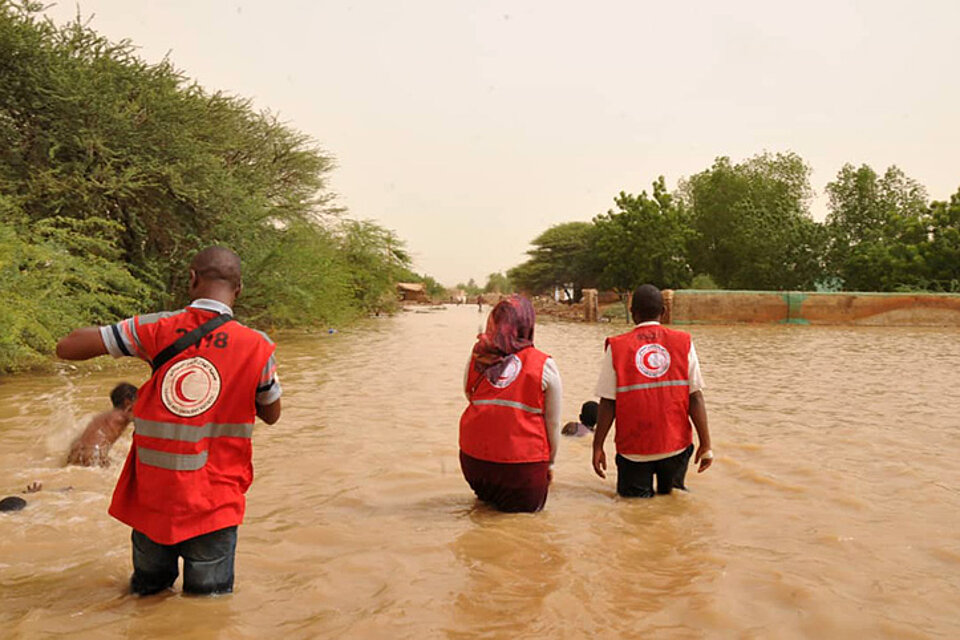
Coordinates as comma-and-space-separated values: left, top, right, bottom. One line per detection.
137, 447, 209, 471
471, 399, 543, 414
134, 419, 253, 442
134, 419, 252, 471
616, 380, 690, 393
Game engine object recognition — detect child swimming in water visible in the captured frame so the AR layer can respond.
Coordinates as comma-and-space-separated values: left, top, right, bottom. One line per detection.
562, 401, 598, 437
66, 382, 137, 467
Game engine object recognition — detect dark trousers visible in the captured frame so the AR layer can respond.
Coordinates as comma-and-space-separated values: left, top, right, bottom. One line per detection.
616, 444, 694, 498
130, 526, 238, 595
460, 451, 550, 513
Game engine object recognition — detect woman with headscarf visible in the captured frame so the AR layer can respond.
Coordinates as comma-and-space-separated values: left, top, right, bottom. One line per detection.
459, 295, 563, 512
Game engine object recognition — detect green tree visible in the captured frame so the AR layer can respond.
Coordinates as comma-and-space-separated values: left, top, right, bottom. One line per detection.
0, 2, 423, 369
0, 197, 144, 370
337, 219, 412, 311
590, 176, 692, 292
0, 1, 337, 305
483, 272, 513, 294
824, 164, 929, 291
508, 221, 594, 300
682, 152, 825, 290
455, 278, 483, 296
921, 189, 960, 291
235, 221, 355, 327
423, 275, 446, 299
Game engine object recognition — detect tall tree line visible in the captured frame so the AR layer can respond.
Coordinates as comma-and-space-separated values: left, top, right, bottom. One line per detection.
0, 2, 427, 371
509, 152, 960, 299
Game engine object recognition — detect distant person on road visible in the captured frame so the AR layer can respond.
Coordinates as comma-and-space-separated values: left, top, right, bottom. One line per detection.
459, 295, 562, 512
476, 295, 483, 312
562, 400, 598, 437
67, 383, 137, 467
592, 284, 713, 497
56, 246, 282, 596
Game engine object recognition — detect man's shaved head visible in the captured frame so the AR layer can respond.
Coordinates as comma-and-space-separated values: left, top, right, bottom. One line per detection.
630, 284, 664, 322
190, 246, 242, 289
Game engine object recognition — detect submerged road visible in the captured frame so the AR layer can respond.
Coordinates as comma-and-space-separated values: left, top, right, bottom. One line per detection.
1, 305, 959, 638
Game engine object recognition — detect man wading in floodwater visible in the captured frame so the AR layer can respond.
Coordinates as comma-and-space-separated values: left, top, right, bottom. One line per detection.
592, 284, 713, 497
56, 247, 282, 595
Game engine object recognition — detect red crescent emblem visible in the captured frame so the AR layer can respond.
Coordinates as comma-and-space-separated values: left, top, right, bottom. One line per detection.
161, 357, 222, 417
635, 343, 670, 378
174, 371, 193, 403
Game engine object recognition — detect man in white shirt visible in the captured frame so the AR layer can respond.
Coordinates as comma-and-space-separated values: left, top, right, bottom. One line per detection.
592, 285, 713, 497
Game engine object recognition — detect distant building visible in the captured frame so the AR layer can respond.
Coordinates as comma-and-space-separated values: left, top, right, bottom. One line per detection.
397, 282, 428, 303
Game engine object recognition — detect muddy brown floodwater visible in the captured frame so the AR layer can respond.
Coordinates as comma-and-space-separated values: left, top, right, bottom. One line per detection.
2, 305, 959, 639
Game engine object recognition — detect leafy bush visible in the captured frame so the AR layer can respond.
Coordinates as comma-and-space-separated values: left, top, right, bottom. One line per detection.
689, 274, 719, 290
0, 2, 426, 371
0, 207, 144, 371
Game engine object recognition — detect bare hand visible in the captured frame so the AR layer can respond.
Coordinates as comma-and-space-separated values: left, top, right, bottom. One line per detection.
547, 467, 554, 484
695, 447, 713, 473
592, 448, 607, 479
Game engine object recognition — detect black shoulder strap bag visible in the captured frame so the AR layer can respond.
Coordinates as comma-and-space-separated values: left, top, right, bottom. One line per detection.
150, 313, 234, 374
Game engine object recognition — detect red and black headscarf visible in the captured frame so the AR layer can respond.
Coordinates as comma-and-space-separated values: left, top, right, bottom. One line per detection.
472, 295, 536, 384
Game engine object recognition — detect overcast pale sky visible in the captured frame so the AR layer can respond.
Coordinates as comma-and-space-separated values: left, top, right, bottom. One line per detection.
43, 1, 960, 285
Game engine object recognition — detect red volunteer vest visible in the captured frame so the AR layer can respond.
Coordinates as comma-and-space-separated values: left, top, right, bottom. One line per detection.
459, 347, 551, 464
607, 324, 692, 456
108, 306, 275, 545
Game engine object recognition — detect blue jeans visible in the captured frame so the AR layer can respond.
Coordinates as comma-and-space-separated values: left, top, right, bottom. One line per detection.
130, 526, 238, 595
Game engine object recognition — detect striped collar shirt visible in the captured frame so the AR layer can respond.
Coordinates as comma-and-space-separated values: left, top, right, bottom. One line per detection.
99, 299, 281, 406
